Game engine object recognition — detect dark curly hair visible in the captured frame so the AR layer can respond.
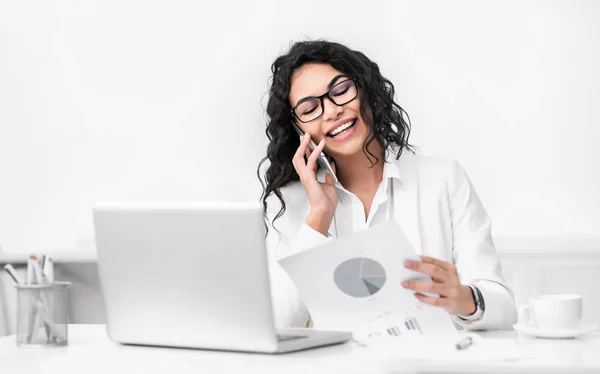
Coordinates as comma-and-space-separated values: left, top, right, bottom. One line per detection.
257, 40, 414, 232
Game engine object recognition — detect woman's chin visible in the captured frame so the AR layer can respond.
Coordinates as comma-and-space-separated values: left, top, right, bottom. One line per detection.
327, 139, 367, 159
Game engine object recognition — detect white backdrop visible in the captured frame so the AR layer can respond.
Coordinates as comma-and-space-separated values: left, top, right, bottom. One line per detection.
1, 0, 599, 255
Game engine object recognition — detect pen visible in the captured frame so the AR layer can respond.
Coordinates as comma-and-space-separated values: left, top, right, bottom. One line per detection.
42, 255, 55, 341
3, 264, 23, 285
43, 256, 54, 283
455, 336, 473, 350
33, 255, 54, 341
27, 255, 53, 342
31, 257, 46, 284
26, 256, 36, 284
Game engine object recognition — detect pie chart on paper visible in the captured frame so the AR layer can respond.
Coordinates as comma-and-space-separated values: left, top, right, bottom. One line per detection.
334, 257, 387, 297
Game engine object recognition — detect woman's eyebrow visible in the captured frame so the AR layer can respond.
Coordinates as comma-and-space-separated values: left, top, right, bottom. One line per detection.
327, 74, 347, 90
295, 74, 348, 106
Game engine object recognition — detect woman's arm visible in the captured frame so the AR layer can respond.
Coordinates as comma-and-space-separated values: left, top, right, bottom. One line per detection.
448, 160, 517, 330
264, 188, 333, 328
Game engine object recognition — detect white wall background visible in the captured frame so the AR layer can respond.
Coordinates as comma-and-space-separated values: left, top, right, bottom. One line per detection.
1, 0, 599, 255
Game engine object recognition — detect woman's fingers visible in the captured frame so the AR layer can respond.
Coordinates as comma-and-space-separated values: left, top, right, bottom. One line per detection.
402, 280, 449, 297
401, 256, 469, 314
293, 133, 330, 185
420, 256, 456, 273
292, 134, 311, 178
292, 135, 307, 163
306, 139, 325, 172
404, 261, 449, 282
413, 293, 451, 308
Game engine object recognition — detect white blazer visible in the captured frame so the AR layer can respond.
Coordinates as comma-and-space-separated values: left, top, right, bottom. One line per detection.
265, 148, 517, 331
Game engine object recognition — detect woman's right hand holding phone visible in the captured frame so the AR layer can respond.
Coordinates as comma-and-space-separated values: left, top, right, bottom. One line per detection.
292, 134, 338, 236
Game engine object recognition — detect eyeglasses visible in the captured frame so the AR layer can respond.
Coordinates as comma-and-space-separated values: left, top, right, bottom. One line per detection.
290, 79, 358, 123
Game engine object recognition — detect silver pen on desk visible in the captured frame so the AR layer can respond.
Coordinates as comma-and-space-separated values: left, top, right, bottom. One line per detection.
455, 336, 473, 350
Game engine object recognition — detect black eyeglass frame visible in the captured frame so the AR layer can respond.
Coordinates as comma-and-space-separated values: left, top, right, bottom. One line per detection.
289, 78, 358, 123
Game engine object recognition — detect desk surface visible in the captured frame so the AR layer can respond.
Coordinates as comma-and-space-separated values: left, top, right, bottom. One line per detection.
1, 325, 600, 374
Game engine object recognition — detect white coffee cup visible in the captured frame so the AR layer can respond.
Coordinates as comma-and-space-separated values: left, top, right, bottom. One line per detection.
519, 294, 583, 330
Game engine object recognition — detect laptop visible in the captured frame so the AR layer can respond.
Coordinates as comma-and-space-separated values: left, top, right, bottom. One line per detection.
93, 202, 352, 353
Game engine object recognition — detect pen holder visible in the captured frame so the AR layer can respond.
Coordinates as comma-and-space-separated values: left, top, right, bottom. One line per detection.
14, 281, 72, 347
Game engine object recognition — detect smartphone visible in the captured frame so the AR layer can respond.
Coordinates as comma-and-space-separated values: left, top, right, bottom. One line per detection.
292, 122, 338, 183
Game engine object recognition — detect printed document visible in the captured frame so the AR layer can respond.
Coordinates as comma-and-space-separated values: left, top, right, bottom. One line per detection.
279, 220, 459, 341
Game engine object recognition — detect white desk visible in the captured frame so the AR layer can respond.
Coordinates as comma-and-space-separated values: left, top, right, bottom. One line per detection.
1, 325, 599, 374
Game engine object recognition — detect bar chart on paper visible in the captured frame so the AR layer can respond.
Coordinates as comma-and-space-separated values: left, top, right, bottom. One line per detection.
385, 317, 423, 336
365, 311, 426, 338
334, 257, 387, 297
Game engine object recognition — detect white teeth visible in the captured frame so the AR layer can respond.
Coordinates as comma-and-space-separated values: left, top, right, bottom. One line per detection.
329, 120, 355, 136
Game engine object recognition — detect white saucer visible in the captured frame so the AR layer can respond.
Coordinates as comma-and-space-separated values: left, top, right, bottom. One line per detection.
513, 324, 598, 339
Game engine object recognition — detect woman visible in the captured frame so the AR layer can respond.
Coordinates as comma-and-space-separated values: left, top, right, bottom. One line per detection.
257, 40, 517, 330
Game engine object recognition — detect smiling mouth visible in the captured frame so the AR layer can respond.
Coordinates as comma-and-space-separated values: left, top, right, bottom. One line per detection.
327, 119, 357, 138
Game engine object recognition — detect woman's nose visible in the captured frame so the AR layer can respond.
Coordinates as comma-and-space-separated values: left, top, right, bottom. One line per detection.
321, 96, 343, 122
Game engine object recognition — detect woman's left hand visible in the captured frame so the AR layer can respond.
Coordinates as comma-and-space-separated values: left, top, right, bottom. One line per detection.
402, 256, 476, 316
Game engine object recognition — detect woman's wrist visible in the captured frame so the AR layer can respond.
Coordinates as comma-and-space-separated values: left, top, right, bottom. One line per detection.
305, 210, 334, 236
458, 284, 477, 315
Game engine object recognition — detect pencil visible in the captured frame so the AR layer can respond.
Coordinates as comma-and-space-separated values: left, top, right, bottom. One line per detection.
3, 264, 23, 285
